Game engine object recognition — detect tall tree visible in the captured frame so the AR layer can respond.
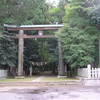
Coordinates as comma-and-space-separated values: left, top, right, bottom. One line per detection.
58, 0, 99, 68
88, 0, 100, 28
0, 32, 17, 68
0, 0, 17, 68
49, 7, 63, 23
21, 0, 48, 25
0, 0, 49, 68
49, 0, 68, 24
0, 0, 48, 26
58, 0, 68, 10
88, 0, 100, 66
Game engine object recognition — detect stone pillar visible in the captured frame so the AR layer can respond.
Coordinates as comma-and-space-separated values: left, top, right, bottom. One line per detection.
88, 64, 91, 79
58, 38, 65, 76
29, 66, 33, 76
18, 30, 24, 76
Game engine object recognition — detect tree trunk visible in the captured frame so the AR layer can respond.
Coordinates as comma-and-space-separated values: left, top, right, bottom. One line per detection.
11, 67, 16, 78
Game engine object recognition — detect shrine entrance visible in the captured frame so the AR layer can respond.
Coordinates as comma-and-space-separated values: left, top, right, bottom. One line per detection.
5, 24, 65, 77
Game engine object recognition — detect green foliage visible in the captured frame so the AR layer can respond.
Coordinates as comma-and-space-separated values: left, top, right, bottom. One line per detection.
88, 6, 100, 26
58, 0, 99, 68
58, 0, 68, 10
0, 32, 17, 67
38, 40, 51, 62
48, 38, 59, 63
49, 7, 63, 23
49, 0, 68, 24
24, 37, 58, 67
0, 0, 50, 69
0, 0, 19, 68
21, 0, 48, 25
0, 0, 99, 69
0, 0, 49, 26
88, 0, 100, 67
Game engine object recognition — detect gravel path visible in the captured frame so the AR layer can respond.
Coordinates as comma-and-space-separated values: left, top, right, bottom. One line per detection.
0, 86, 100, 100
32, 76, 44, 82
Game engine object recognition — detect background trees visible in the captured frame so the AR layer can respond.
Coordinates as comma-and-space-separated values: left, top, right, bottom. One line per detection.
0, 0, 48, 69
0, 0, 58, 73
0, 32, 17, 68
88, 0, 100, 67
0, 0, 18, 68
88, 0, 100, 27
49, 0, 68, 24
0, 0, 100, 76
58, 0, 99, 68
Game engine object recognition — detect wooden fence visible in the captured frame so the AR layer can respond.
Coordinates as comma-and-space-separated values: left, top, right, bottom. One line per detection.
88, 64, 100, 79
77, 65, 100, 78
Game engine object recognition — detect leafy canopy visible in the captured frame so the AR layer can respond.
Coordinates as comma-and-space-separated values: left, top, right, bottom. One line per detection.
58, 0, 99, 68
88, 0, 100, 27
0, 0, 49, 68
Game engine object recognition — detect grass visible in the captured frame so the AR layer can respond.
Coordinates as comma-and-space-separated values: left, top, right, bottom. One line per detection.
0, 77, 79, 82
41, 77, 79, 82
0, 76, 38, 82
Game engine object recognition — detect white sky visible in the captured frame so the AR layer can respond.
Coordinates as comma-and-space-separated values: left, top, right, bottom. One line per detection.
46, 0, 60, 6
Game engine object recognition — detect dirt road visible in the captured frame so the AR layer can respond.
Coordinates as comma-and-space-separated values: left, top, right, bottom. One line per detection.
0, 86, 100, 100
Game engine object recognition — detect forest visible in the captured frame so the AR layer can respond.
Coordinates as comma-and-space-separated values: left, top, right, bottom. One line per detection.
0, 0, 100, 76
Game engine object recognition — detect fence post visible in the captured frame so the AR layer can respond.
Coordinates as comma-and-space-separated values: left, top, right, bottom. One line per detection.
92, 68, 94, 78
98, 68, 100, 78
88, 64, 91, 79
95, 68, 97, 78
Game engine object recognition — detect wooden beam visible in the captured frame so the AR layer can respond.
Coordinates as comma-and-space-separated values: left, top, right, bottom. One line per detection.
7, 27, 60, 31
10, 35, 57, 39
24, 35, 57, 38
10, 36, 19, 39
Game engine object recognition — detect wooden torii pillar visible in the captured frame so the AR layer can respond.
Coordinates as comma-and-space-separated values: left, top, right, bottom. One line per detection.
58, 38, 64, 76
18, 30, 24, 76
4, 24, 65, 77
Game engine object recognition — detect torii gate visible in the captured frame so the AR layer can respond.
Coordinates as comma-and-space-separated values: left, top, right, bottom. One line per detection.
4, 24, 65, 77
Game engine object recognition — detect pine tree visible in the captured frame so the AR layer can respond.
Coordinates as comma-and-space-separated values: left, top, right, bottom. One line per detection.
49, 0, 68, 24
0, 0, 18, 68
0, 32, 17, 68
0, 0, 49, 66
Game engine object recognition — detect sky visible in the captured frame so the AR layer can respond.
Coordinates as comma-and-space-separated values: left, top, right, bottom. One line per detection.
46, 0, 60, 6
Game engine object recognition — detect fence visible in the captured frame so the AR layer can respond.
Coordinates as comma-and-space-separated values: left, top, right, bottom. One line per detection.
0, 70, 7, 78
77, 65, 100, 79
88, 64, 100, 78
77, 67, 88, 78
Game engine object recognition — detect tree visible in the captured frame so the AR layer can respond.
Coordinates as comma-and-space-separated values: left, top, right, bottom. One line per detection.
49, 7, 63, 23
0, 0, 49, 26
0, 0, 49, 64
88, 0, 100, 28
0, 0, 60, 75
0, 32, 17, 68
58, 0, 68, 10
0, 0, 17, 69
49, 0, 68, 24
21, 0, 49, 25
58, 0, 99, 68
88, 0, 100, 66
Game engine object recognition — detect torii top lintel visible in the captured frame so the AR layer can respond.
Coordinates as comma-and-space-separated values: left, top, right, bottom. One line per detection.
4, 24, 63, 31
